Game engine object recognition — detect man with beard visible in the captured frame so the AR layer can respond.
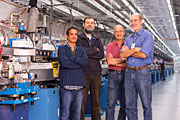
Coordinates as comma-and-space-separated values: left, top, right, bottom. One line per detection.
77, 17, 104, 120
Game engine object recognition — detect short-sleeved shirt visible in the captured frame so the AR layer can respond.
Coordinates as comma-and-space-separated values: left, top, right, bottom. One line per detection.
106, 40, 125, 70
125, 28, 154, 67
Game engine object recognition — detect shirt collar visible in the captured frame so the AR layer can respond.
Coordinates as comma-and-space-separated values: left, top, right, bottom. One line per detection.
66, 44, 76, 50
113, 40, 125, 46
81, 32, 96, 40
130, 28, 144, 38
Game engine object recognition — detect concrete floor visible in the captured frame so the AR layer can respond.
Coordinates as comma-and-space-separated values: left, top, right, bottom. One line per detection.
85, 73, 180, 120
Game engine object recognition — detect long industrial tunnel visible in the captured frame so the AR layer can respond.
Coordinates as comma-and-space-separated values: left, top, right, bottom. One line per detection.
0, 0, 180, 120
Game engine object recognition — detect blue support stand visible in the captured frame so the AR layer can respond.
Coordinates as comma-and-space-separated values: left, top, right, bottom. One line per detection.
156, 70, 161, 82
29, 88, 60, 120
100, 76, 108, 111
0, 103, 29, 120
151, 70, 156, 84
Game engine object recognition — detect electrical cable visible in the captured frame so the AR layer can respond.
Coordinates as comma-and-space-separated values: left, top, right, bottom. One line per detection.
1, 0, 22, 8
0, 27, 6, 45
0, 41, 3, 63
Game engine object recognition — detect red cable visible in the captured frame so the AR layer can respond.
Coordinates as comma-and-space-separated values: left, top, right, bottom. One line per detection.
0, 27, 3, 63
0, 41, 2, 63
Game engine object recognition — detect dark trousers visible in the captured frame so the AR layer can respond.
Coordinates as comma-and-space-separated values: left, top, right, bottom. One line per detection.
161, 69, 165, 80
81, 74, 102, 120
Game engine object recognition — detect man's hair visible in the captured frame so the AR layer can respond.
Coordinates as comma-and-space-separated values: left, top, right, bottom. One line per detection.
131, 13, 143, 21
66, 26, 78, 35
83, 16, 95, 23
138, 13, 143, 20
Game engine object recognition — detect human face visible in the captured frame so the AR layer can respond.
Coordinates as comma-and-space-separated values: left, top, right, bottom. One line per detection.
83, 18, 95, 33
130, 14, 143, 33
66, 29, 78, 43
114, 25, 125, 41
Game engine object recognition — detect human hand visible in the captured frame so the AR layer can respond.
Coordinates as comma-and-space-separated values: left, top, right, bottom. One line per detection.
122, 45, 129, 51
108, 53, 113, 58
134, 47, 141, 52
122, 57, 127, 61
97, 48, 100, 51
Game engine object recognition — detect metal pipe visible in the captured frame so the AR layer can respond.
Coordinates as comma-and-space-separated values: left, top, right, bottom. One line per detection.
49, 0, 53, 43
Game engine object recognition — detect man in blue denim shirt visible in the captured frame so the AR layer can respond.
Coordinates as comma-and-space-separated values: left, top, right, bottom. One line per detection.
58, 27, 88, 120
120, 13, 154, 120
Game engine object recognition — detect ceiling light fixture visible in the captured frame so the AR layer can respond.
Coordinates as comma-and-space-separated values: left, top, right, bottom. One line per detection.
122, 0, 136, 13
100, 0, 113, 9
114, 11, 125, 18
144, 21, 175, 56
86, 0, 131, 30
111, 0, 121, 9
167, 0, 180, 46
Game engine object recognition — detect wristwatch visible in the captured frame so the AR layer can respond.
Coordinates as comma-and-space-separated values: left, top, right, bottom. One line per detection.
122, 57, 125, 61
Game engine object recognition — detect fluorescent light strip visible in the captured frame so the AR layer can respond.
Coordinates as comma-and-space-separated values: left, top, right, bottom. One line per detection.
143, 15, 162, 36
155, 44, 172, 57
110, 0, 129, 17
122, 0, 129, 6
129, 5, 136, 13
167, 0, 180, 47
122, 11, 130, 17
144, 22, 175, 56
122, 0, 136, 13
111, 0, 121, 9
125, 19, 129, 22
101, 0, 113, 9
100, 0, 126, 19
86, 0, 131, 30
114, 11, 125, 18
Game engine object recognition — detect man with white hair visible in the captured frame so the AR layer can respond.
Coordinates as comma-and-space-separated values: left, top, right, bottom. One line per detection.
120, 13, 154, 120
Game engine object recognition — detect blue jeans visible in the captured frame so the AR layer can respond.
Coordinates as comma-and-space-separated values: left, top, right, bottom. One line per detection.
106, 71, 126, 120
60, 88, 83, 120
125, 68, 152, 120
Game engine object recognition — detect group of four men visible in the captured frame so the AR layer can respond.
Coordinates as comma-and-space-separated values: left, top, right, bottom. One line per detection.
57, 13, 154, 120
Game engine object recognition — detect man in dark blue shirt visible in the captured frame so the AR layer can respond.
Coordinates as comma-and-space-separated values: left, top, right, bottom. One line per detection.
120, 13, 154, 120
58, 27, 88, 120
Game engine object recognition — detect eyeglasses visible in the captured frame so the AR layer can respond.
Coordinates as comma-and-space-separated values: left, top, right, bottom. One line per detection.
114, 30, 124, 33
85, 22, 95, 25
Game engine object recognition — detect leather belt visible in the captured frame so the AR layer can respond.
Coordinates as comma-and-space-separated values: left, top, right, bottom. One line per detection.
109, 69, 125, 73
127, 65, 148, 70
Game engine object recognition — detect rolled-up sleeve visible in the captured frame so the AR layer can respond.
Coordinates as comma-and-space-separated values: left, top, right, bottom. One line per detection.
140, 33, 154, 57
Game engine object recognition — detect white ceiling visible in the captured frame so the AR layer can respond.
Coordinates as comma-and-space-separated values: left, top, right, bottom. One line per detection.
2, 0, 180, 58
